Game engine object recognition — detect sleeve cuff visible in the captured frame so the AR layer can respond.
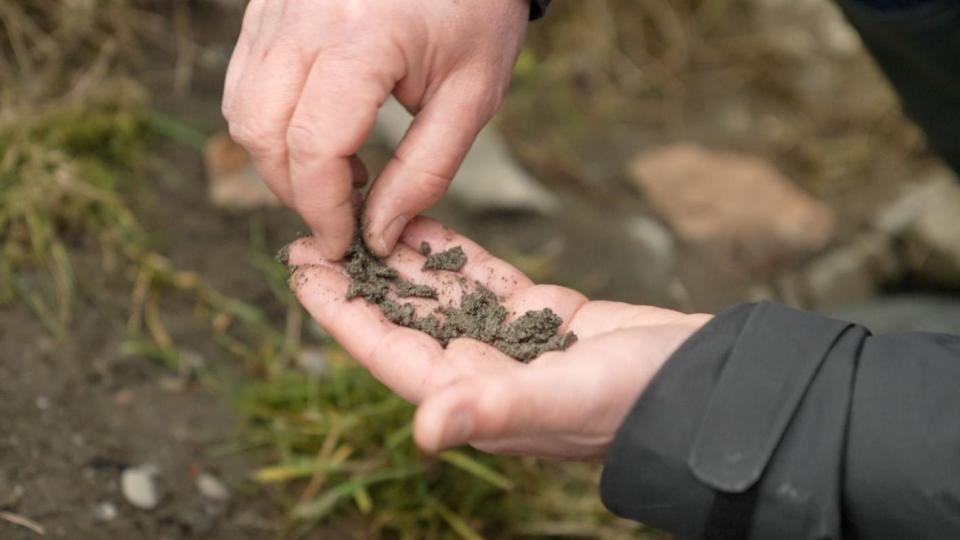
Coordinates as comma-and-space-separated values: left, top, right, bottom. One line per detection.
601, 302, 867, 539
530, 0, 551, 20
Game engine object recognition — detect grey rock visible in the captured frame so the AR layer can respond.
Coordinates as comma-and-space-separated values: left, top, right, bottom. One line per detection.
803, 233, 900, 310
121, 465, 160, 510
296, 348, 329, 377
902, 185, 960, 288
34, 396, 50, 411
92, 502, 118, 523
196, 472, 230, 502
873, 171, 956, 235
624, 215, 675, 284
829, 294, 960, 334
375, 98, 558, 214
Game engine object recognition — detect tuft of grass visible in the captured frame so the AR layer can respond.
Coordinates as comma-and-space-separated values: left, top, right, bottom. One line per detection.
238, 339, 651, 540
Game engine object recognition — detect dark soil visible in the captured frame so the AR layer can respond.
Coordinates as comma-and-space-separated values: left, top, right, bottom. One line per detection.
422, 246, 467, 272
339, 237, 577, 362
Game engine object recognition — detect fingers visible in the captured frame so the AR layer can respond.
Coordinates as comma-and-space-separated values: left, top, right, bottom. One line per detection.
286, 54, 399, 259
363, 83, 498, 257
413, 327, 680, 458
288, 256, 523, 402
288, 264, 446, 403
222, 0, 266, 116
224, 3, 311, 207
400, 217, 533, 297
413, 366, 608, 456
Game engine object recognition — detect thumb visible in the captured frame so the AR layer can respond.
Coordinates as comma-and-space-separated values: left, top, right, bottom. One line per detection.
363, 82, 498, 256
413, 366, 579, 454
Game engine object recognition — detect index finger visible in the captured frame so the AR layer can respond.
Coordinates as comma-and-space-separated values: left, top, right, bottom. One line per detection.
288, 263, 445, 403
286, 54, 399, 259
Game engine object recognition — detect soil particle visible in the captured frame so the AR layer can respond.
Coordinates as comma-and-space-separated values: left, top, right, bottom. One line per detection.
274, 244, 290, 266
341, 235, 576, 361
422, 245, 467, 272
395, 278, 439, 299
419, 241, 432, 256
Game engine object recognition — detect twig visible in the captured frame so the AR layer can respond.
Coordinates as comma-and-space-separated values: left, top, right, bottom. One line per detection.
0, 511, 45, 535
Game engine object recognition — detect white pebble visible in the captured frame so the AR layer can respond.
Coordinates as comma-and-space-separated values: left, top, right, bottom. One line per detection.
93, 502, 118, 522
121, 465, 160, 510
196, 472, 230, 502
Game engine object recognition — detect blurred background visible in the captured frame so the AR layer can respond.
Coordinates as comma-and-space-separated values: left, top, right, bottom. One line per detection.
2, 0, 960, 538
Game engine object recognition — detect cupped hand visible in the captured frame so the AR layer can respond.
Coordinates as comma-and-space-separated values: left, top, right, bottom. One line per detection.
223, 0, 529, 259
285, 217, 711, 461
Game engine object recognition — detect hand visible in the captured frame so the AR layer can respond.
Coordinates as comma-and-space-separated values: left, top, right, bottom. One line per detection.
285, 217, 711, 460
222, 0, 529, 259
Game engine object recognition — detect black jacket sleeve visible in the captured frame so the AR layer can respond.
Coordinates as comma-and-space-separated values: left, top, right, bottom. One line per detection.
530, 0, 551, 20
600, 301, 960, 539
835, 0, 960, 173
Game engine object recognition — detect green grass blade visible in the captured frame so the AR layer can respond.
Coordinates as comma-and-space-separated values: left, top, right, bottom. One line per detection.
439, 451, 515, 491
292, 466, 423, 521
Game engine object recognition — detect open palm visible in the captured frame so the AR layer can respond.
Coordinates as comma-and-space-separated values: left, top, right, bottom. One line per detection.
286, 217, 710, 460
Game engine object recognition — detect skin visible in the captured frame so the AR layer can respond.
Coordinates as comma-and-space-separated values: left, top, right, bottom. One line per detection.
286, 217, 711, 460
222, 0, 529, 258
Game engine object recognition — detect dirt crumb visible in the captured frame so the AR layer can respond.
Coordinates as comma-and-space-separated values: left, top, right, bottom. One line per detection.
340, 235, 576, 362
423, 245, 467, 272
395, 278, 440, 299
420, 241, 432, 256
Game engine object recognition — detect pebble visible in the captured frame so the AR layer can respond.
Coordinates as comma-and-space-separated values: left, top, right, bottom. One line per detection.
196, 472, 230, 502
121, 465, 160, 510
297, 348, 329, 377
92, 502, 118, 523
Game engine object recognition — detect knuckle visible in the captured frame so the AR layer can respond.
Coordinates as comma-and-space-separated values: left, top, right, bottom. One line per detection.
330, 0, 371, 25
228, 120, 276, 155
221, 100, 233, 121
412, 170, 451, 204
227, 121, 259, 146
285, 123, 325, 158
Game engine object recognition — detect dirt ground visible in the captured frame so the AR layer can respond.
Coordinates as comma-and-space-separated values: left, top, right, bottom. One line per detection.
0, 133, 372, 538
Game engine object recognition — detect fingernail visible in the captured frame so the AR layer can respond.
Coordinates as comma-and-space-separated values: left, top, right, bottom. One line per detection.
378, 215, 409, 255
441, 411, 474, 447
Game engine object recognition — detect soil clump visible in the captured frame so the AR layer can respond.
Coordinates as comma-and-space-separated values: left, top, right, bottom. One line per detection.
423, 245, 468, 271
342, 236, 577, 362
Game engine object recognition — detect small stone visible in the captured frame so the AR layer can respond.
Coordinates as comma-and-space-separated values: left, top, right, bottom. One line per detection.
902, 183, 960, 288
92, 502, 118, 523
803, 234, 900, 310
121, 465, 160, 510
196, 473, 230, 502
873, 173, 956, 235
296, 348, 328, 377
35, 396, 50, 411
